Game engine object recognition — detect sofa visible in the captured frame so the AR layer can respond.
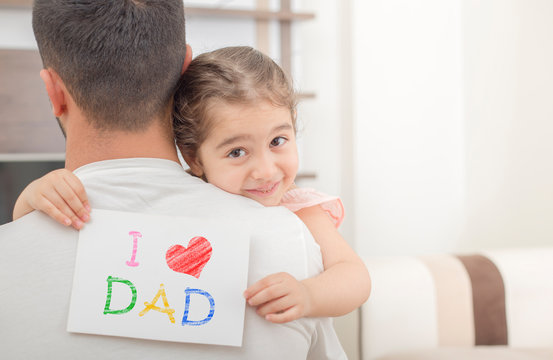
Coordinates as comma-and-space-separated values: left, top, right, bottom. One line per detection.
360, 247, 553, 360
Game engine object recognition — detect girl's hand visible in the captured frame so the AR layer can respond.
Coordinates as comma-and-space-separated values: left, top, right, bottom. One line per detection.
243, 272, 312, 323
13, 169, 90, 230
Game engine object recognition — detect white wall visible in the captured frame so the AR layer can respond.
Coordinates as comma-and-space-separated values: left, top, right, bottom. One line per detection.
294, 0, 343, 209
0, 8, 36, 49
351, 0, 466, 256
351, 0, 553, 257
462, 0, 553, 250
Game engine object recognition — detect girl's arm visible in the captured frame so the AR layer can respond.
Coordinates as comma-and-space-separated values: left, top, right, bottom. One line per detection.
244, 205, 371, 323
13, 169, 91, 230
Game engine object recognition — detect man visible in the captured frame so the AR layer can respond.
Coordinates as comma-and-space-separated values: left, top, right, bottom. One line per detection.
0, 1, 345, 359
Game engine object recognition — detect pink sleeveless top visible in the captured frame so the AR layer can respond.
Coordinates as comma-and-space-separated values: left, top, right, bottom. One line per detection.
280, 187, 344, 228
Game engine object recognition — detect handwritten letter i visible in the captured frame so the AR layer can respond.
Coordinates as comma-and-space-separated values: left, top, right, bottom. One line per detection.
126, 231, 142, 267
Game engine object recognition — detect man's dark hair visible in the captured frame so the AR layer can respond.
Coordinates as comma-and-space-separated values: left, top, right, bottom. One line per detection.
32, 0, 187, 131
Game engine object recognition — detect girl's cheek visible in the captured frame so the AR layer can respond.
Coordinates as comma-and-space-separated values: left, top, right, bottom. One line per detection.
215, 172, 243, 194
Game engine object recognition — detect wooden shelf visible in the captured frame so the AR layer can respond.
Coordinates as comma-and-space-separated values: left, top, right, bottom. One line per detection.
0, 49, 66, 154
186, 7, 314, 21
297, 92, 316, 100
0, 2, 315, 21
295, 172, 317, 180
0, 153, 65, 162
0, 0, 31, 7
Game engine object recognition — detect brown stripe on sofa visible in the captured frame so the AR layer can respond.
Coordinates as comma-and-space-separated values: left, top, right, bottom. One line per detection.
456, 254, 508, 346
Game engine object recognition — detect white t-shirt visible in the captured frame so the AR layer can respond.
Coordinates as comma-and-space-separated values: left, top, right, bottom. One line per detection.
0, 158, 346, 360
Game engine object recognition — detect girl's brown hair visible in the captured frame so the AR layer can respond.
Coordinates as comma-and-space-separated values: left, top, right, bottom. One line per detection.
173, 46, 297, 161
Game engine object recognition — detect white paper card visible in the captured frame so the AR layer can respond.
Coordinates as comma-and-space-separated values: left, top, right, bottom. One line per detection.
67, 209, 250, 347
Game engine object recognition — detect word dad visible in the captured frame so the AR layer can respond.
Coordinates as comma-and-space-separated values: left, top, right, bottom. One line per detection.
103, 276, 215, 326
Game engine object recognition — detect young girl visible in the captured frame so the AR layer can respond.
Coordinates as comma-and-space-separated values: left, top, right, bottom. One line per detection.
13, 46, 370, 324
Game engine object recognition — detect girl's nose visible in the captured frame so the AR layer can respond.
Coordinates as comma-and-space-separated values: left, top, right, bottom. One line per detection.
251, 153, 277, 180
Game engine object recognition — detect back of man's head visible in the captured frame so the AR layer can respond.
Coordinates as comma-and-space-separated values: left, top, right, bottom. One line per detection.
32, 0, 186, 131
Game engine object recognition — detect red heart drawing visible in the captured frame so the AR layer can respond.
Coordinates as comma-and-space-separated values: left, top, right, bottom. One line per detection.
166, 237, 212, 278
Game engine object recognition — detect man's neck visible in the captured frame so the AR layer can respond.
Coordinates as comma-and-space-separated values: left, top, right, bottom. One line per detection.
64, 118, 180, 171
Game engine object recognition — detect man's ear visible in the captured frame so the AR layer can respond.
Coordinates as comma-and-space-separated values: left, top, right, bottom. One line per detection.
181, 44, 193, 75
181, 151, 204, 177
40, 68, 67, 117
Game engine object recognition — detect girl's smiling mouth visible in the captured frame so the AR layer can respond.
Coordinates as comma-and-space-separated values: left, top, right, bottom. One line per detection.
245, 181, 280, 197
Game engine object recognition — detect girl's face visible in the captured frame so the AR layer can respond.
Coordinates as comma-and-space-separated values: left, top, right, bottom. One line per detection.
188, 100, 298, 207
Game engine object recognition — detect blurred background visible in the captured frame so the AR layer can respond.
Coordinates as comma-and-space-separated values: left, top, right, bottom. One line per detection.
1, 1, 553, 359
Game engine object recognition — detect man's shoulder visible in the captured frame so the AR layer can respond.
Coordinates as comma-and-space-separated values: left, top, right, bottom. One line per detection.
187, 182, 307, 227
0, 211, 77, 249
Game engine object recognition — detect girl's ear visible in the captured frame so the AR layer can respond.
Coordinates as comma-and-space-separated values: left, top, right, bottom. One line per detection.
181, 152, 204, 177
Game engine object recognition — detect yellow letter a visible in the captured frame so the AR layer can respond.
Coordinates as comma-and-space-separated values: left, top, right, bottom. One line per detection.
139, 283, 176, 323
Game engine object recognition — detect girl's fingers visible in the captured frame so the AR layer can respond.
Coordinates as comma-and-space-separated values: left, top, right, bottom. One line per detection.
265, 306, 302, 324
244, 274, 278, 299
38, 198, 74, 228
256, 295, 297, 318
244, 272, 292, 300
38, 188, 83, 229
256, 296, 296, 316
54, 179, 89, 222
247, 282, 289, 307
63, 173, 91, 213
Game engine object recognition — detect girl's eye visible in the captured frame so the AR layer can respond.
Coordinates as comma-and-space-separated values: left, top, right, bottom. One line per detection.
270, 136, 287, 147
227, 148, 246, 158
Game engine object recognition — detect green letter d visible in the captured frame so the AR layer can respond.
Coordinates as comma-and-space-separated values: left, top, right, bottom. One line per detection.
103, 276, 137, 315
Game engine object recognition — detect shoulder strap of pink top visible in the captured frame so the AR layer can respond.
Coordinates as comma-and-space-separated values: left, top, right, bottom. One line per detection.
280, 187, 345, 228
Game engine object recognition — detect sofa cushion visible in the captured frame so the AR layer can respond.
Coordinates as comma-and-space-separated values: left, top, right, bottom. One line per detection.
375, 347, 553, 360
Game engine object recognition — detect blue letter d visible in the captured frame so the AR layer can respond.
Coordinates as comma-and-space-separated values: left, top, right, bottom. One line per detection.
182, 287, 215, 326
